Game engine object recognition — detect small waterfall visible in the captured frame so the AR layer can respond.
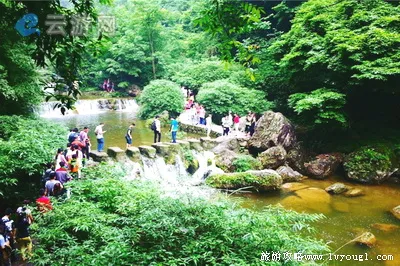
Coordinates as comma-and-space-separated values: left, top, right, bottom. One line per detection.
124, 150, 221, 199
38, 99, 139, 117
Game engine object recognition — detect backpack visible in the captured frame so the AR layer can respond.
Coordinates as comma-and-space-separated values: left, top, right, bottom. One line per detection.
150, 120, 156, 131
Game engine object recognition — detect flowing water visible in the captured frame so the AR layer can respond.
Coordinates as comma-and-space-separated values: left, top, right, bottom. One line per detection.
40, 100, 400, 265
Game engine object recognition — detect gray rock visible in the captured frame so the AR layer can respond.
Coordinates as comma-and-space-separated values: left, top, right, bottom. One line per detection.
151, 143, 171, 156
286, 142, 309, 173
126, 147, 141, 162
276, 165, 304, 182
138, 145, 156, 158
304, 153, 343, 179
107, 147, 126, 161
200, 137, 219, 150
258, 146, 287, 169
215, 149, 238, 172
344, 188, 364, 197
325, 183, 349, 194
248, 111, 296, 154
213, 137, 240, 154
356, 232, 376, 247
89, 150, 109, 162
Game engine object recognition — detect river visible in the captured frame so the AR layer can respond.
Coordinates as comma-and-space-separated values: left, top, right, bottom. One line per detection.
41, 99, 400, 266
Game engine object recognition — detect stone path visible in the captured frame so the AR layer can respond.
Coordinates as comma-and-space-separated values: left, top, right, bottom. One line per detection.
178, 110, 248, 138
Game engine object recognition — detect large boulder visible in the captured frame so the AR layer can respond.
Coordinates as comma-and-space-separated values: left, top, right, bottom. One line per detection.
276, 165, 304, 182
304, 153, 343, 179
286, 142, 309, 174
344, 147, 396, 184
215, 149, 238, 172
391, 205, 400, 221
248, 111, 296, 154
206, 169, 282, 192
213, 137, 240, 154
257, 146, 287, 169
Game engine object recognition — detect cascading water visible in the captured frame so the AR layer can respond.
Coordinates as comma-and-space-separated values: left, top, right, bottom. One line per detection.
38, 99, 139, 117
123, 150, 222, 199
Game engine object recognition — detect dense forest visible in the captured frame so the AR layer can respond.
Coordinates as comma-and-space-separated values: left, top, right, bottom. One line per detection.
1, 0, 400, 264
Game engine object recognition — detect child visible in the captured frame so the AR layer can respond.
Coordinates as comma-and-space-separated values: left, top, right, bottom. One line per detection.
69, 154, 80, 179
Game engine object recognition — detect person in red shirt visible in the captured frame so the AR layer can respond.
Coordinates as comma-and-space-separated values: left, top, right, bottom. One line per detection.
71, 135, 85, 150
36, 189, 52, 213
233, 114, 240, 133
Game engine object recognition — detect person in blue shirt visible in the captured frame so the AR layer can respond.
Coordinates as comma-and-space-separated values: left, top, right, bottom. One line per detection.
170, 117, 179, 143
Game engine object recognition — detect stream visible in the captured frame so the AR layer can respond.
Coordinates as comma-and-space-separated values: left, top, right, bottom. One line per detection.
40, 99, 400, 265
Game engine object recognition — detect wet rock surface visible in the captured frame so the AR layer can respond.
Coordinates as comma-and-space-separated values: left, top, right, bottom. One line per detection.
257, 146, 287, 169
276, 165, 304, 182
356, 232, 376, 247
304, 153, 343, 179
248, 111, 296, 154
325, 182, 349, 194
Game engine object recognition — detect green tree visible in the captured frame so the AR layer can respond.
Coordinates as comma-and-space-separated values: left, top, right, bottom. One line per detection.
138, 79, 184, 119
0, 116, 66, 197
266, 0, 400, 126
196, 80, 273, 120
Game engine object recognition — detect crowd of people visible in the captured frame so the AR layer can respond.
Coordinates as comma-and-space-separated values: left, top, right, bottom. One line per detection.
102, 79, 115, 93
0, 125, 97, 264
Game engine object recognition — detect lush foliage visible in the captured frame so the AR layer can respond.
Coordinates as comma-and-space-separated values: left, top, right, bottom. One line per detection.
32, 163, 328, 265
197, 80, 273, 120
138, 79, 184, 119
288, 88, 347, 128
0, 0, 112, 114
231, 155, 261, 172
0, 116, 66, 196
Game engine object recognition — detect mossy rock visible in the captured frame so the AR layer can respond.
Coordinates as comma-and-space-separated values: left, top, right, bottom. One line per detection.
206, 170, 282, 192
231, 155, 261, 172
186, 158, 200, 174
344, 146, 393, 184
138, 145, 156, 158
126, 147, 141, 162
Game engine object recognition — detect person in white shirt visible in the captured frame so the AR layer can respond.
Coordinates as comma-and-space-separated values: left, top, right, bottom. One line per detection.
94, 123, 106, 152
153, 116, 161, 143
206, 114, 212, 138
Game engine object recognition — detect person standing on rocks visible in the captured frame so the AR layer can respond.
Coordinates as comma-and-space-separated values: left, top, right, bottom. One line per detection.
153, 116, 161, 143
249, 112, 257, 137
170, 117, 179, 143
206, 114, 212, 138
125, 123, 135, 148
221, 115, 232, 136
94, 123, 106, 152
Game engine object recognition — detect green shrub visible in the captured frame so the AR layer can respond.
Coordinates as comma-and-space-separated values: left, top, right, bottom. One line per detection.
231, 155, 261, 172
138, 79, 184, 119
343, 146, 392, 183
197, 80, 273, 120
0, 116, 66, 196
32, 163, 328, 265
